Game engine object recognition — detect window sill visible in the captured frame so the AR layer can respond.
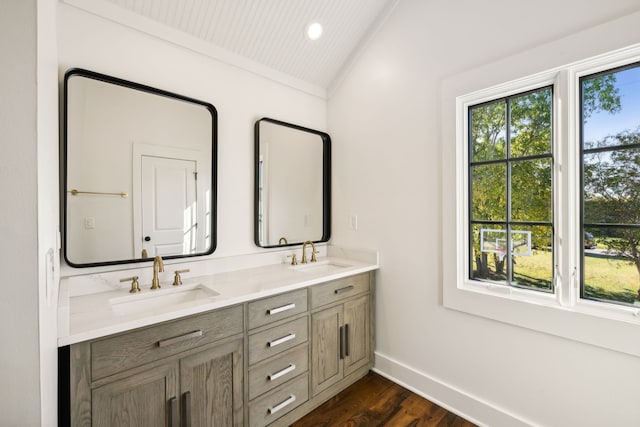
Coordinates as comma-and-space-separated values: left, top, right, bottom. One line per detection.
444, 279, 640, 358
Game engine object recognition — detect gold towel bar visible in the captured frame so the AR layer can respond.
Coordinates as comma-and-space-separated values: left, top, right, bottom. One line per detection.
68, 189, 128, 198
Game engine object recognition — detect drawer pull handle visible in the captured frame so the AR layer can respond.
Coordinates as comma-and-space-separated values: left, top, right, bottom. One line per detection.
267, 364, 296, 381
334, 285, 354, 294
169, 397, 178, 427
268, 395, 296, 415
267, 333, 296, 348
267, 303, 296, 315
157, 330, 203, 347
345, 323, 350, 357
183, 391, 191, 427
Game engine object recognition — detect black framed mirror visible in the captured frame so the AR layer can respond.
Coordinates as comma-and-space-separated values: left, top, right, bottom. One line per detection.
63, 68, 217, 267
254, 117, 331, 248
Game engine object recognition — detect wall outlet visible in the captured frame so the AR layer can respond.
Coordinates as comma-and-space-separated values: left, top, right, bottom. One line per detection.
350, 214, 358, 231
84, 217, 96, 229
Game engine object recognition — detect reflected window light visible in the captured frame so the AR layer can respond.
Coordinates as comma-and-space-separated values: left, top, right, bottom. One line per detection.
183, 202, 197, 254
204, 189, 211, 249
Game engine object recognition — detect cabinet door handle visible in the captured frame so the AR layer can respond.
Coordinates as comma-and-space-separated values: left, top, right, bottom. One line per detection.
334, 285, 354, 294
267, 303, 296, 315
339, 326, 345, 359
267, 364, 296, 381
157, 330, 203, 347
344, 323, 350, 357
183, 391, 191, 427
168, 397, 178, 427
268, 395, 296, 415
267, 333, 296, 348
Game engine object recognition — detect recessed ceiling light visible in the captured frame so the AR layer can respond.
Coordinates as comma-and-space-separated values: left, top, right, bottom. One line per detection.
306, 22, 323, 40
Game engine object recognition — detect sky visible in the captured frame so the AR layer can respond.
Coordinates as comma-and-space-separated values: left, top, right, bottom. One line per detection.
583, 64, 640, 144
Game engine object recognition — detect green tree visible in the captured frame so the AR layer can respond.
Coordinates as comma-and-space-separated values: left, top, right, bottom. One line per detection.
582, 73, 621, 120
584, 129, 640, 301
470, 100, 507, 278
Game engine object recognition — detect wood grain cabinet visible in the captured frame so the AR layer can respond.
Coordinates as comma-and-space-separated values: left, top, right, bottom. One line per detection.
63, 271, 375, 427
91, 361, 178, 426
246, 289, 310, 426
67, 305, 244, 427
179, 338, 244, 427
310, 275, 371, 397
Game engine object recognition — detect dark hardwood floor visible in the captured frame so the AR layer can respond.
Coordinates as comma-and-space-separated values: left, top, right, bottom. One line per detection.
291, 372, 477, 427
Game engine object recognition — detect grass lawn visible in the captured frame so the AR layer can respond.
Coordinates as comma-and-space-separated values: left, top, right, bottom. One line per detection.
476, 249, 640, 304
583, 256, 638, 303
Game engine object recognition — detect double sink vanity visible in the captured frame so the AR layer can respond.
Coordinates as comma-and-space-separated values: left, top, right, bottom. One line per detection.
58, 68, 374, 426
58, 247, 378, 426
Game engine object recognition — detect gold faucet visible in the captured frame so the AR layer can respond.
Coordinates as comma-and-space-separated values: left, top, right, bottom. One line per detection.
151, 255, 164, 290
301, 240, 318, 264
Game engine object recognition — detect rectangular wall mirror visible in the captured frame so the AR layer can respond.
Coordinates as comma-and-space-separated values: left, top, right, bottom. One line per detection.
254, 117, 331, 248
63, 68, 217, 267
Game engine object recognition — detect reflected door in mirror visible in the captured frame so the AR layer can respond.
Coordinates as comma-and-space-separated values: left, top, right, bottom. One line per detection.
140, 156, 196, 257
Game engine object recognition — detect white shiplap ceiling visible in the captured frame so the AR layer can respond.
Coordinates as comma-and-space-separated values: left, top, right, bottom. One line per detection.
63, 0, 400, 96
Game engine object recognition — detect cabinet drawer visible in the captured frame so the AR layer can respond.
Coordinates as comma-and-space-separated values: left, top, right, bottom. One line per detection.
249, 316, 308, 365
248, 344, 308, 400
248, 288, 308, 330
310, 273, 369, 309
91, 305, 243, 381
249, 373, 309, 427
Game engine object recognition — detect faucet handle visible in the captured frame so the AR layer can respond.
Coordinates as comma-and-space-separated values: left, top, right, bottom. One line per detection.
173, 269, 190, 286
120, 276, 140, 293
287, 254, 298, 265
311, 249, 319, 263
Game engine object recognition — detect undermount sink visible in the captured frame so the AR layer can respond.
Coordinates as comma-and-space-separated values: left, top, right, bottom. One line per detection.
290, 260, 353, 274
110, 284, 219, 316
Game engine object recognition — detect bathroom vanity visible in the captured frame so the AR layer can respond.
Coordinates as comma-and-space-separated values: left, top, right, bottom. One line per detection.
58, 249, 378, 427
58, 68, 362, 426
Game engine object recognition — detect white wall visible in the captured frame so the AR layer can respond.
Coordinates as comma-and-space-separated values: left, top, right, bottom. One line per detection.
37, 0, 61, 423
58, 3, 327, 275
329, 0, 640, 426
0, 0, 59, 425
0, 3, 40, 424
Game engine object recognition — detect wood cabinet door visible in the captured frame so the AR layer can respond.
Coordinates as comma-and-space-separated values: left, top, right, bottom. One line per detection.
343, 295, 371, 377
92, 362, 178, 427
180, 338, 244, 427
311, 305, 343, 396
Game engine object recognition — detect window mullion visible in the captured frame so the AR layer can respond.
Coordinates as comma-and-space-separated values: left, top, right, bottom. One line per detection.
556, 68, 578, 307
505, 98, 513, 285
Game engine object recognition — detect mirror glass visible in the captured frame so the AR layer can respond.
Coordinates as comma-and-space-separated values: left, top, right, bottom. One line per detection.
255, 118, 330, 247
64, 69, 217, 267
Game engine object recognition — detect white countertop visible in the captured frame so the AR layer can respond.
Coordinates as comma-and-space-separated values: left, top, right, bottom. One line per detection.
58, 246, 378, 346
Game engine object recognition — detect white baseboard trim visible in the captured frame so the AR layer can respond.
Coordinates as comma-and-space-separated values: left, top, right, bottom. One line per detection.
373, 352, 534, 427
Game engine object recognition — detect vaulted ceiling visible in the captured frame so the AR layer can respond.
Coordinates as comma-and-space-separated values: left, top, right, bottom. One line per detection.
63, 0, 400, 96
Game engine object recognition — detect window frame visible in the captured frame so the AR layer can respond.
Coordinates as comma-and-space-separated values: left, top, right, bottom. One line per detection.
579, 61, 640, 307
456, 71, 561, 308
467, 86, 555, 292
572, 50, 640, 319
446, 44, 640, 358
